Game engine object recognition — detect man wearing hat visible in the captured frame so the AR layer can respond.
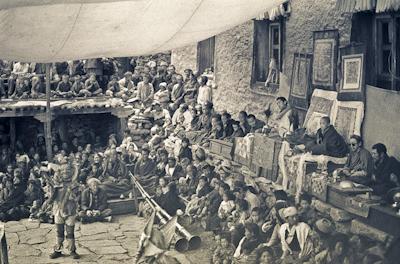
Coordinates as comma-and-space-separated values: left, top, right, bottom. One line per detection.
279, 206, 313, 262
79, 178, 112, 223
49, 157, 80, 259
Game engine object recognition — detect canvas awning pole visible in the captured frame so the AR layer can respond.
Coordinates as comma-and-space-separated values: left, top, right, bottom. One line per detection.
45, 64, 53, 161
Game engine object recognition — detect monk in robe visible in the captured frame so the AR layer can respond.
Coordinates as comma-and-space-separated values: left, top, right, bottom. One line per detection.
101, 149, 131, 198
134, 148, 157, 194
269, 97, 299, 138
306, 116, 348, 158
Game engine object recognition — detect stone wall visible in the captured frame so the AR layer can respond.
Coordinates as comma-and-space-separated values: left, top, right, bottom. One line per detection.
171, 44, 198, 74
171, 0, 353, 121
283, 0, 353, 78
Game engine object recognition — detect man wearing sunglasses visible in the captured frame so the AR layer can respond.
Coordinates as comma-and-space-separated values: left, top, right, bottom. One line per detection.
336, 135, 374, 185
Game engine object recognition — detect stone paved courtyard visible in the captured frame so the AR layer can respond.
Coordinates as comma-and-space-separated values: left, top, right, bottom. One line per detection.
4, 215, 213, 264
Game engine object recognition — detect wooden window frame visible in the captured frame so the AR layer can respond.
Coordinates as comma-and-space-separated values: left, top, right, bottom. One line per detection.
251, 18, 284, 91
374, 13, 400, 90
197, 36, 216, 75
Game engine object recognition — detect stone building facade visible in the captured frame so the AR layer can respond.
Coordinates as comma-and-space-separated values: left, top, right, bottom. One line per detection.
171, 0, 400, 156
171, 0, 352, 121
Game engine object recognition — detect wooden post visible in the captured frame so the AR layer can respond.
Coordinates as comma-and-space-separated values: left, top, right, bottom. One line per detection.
9, 118, 15, 154
45, 64, 53, 161
0, 223, 9, 264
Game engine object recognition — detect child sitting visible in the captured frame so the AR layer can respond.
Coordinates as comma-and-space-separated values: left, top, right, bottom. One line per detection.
218, 191, 236, 220
212, 233, 235, 264
84, 74, 103, 96
72, 75, 90, 97
105, 75, 121, 97
55, 74, 73, 98
178, 137, 192, 162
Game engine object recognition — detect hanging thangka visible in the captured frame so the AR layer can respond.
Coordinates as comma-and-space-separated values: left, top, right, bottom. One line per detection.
289, 52, 313, 110
337, 43, 366, 101
312, 29, 339, 91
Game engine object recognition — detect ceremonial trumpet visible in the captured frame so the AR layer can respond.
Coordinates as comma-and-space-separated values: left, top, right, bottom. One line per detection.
131, 174, 201, 251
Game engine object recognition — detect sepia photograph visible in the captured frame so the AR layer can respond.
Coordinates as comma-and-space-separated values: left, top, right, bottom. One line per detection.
0, 0, 399, 264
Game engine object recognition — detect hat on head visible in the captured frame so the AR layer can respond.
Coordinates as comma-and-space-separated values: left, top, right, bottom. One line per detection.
283, 206, 298, 218
124, 71, 133, 76
87, 177, 101, 186
195, 148, 206, 161
160, 61, 168, 67
152, 100, 161, 106
159, 82, 167, 88
315, 218, 334, 234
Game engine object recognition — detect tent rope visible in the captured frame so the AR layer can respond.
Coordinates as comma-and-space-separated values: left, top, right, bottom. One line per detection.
149, 0, 205, 54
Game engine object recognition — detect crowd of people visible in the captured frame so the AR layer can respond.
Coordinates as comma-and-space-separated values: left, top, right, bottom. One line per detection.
0, 58, 398, 263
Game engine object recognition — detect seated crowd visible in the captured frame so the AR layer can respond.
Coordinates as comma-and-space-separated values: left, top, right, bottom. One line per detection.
0, 59, 397, 264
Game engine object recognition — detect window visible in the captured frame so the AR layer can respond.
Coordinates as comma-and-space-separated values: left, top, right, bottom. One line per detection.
197, 36, 215, 75
351, 12, 400, 90
253, 19, 282, 85
375, 14, 400, 90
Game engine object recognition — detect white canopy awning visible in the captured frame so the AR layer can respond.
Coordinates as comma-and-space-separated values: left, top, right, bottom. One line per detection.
0, 0, 285, 63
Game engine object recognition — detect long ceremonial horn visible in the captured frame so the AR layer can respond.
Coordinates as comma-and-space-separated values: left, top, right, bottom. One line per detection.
135, 185, 189, 252
131, 174, 201, 251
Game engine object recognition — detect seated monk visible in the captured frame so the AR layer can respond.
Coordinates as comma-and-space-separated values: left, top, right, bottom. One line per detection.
247, 114, 265, 134
305, 116, 348, 158
79, 178, 112, 223
268, 97, 299, 137
134, 147, 157, 194
370, 143, 400, 196
335, 135, 374, 185
100, 149, 131, 198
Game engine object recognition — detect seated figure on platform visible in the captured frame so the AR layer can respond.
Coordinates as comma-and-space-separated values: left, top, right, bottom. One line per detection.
79, 178, 112, 223
84, 74, 103, 96
247, 114, 265, 134
305, 117, 348, 158
370, 143, 400, 196
72, 75, 90, 97
55, 74, 73, 98
12, 76, 30, 99
268, 97, 298, 137
335, 135, 374, 185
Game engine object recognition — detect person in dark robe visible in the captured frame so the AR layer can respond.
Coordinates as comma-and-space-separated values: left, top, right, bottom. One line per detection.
79, 178, 112, 223
221, 112, 234, 138
336, 135, 374, 185
134, 148, 157, 194
370, 143, 400, 196
155, 182, 185, 216
247, 114, 265, 133
199, 102, 213, 132
178, 137, 193, 162
101, 149, 131, 198
228, 120, 245, 141
238, 111, 250, 136
306, 116, 348, 158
